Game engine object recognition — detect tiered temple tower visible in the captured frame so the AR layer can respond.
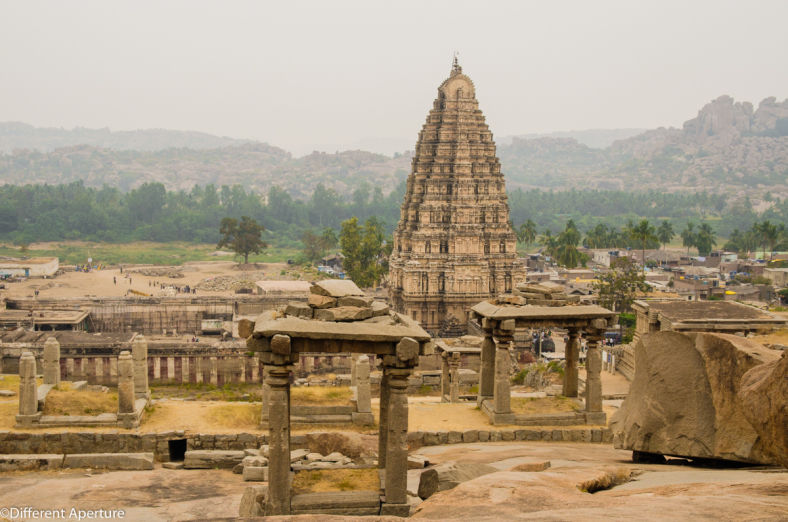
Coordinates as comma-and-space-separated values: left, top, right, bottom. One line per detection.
388, 59, 525, 335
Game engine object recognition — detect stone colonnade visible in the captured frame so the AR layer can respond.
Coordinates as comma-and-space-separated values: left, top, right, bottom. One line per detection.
260, 335, 418, 517
476, 314, 609, 424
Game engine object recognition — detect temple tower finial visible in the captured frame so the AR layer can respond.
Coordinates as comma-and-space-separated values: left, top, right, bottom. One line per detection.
452, 52, 461, 75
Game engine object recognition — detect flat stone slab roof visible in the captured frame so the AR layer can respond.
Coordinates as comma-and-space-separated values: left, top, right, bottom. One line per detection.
471, 301, 615, 321
252, 314, 430, 343
639, 300, 784, 322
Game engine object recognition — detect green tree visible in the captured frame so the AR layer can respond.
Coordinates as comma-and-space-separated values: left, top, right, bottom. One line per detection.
216, 216, 267, 264
517, 219, 537, 246
681, 222, 697, 255
756, 220, 779, 260
593, 257, 651, 312
695, 222, 717, 256
340, 216, 386, 287
554, 220, 583, 267
301, 229, 330, 264
629, 219, 657, 273
656, 220, 675, 264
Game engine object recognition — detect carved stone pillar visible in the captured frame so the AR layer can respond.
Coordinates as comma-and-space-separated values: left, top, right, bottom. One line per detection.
477, 333, 495, 406
493, 338, 512, 414
449, 352, 460, 403
17, 352, 38, 416
440, 353, 450, 402
132, 335, 148, 398
42, 337, 60, 386
265, 364, 292, 516
585, 334, 603, 414
383, 367, 411, 515
350, 354, 359, 387
117, 350, 135, 414
563, 328, 580, 397
352, 355, 373, 425
378, 367, 391, 469
260, 365, 272, 424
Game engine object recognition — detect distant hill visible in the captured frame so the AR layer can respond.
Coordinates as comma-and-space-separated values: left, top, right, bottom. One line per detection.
0, 96, 786, 199
499, 128, 646, 149
0, 122, 249, 152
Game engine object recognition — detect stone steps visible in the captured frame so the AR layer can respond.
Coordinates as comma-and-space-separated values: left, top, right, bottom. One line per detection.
0, 452, 154, 471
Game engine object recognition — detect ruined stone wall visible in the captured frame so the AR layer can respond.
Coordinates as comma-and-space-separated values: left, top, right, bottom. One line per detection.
5, 295, 299, 335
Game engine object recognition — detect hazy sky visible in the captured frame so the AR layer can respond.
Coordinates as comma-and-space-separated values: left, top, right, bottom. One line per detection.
2, 0, 787, 155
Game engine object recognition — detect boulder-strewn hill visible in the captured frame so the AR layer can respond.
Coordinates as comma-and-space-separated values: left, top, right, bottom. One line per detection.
0, 142, 411, 197
0, 95, 785, 198
0, 122, 249, 152
500, 96, 788, 197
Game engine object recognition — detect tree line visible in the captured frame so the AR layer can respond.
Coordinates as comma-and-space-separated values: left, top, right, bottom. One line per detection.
0, 181, 785, 253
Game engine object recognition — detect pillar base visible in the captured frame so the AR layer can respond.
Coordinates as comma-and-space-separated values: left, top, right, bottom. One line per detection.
15, 412, 41, 427
584, 411, 607, 425
352, 412, 375, 426
380, 503, 410, 517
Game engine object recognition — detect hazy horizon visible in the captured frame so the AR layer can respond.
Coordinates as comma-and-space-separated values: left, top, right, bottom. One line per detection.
2, 0, 787, 155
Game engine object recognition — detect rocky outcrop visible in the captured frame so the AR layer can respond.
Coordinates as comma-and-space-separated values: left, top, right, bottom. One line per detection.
610, 332, 783, 465
738, 351, 788, 468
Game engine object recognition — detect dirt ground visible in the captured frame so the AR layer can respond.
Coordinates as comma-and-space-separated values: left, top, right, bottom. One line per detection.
0, 260, 295, 299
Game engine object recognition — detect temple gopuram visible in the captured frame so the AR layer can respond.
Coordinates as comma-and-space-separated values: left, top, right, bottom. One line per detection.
389, 58, 525, 336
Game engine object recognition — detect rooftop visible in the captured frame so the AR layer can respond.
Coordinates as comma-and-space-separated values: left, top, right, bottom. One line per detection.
640, 300, 775, 321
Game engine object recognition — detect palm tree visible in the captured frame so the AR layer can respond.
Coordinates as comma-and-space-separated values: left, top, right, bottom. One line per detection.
629, 219, 657, 273
656, 220, 675, 265
539, 229, 557, 258
757, 220, 779, 261
518, 219, 537, 247
681, 222, 696, 255
695, 223, 717, 256
584, 223, 608, 249
555, 220, 583, 268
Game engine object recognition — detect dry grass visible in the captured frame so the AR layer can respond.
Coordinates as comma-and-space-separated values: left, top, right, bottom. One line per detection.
577, 468, 634, 493
752, 328, 788, 347
0, 401, 17, 429
510, 396, 580, 415
291, 386, 353, 406
42, 389, 117, 416
207, 403, 260, 428
292, 468, 380, 494
0, 374, 43, 391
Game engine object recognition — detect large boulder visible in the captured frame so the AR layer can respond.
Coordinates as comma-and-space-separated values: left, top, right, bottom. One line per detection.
738, 350, 788, 468
610, 332, 782, 465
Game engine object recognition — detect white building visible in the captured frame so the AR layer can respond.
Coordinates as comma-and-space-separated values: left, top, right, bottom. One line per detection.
0, 257, 59, 277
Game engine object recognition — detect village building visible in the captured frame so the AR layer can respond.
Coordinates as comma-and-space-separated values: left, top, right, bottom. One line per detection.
388, 59, 525, 335
0, 257, 59, 278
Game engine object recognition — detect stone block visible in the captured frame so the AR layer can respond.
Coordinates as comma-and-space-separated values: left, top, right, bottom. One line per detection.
162, 461, 183, 470
0, 454, 63, 471
447, 431, 462, 444
308, 294, 337, 309
478, 431, 490, 442
311, 279, 364, 298
551, 430, 563, 441
337, 295, 374, 308
462, 430, 479, 443
238, 485, 267, 517
509, 460, 551, 472
501, 430, 515, 441
183, 450, 245, 469
243, 466, 269, 481
592, 429, 602, 443
417, 462, 498, 499
379, 503, 410, 517
242, 455, 269, 467
63, 453, 154, 470
292, 491, 381, 516
286, 302, 313, 319
371, 301, 390, 317
290, 448, 310, 462
422, 432, 439, 446
408, 455, 429, 469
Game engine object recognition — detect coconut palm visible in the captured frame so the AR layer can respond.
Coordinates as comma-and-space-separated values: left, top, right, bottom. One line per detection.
517, 219, 537, 247
695, 223, 717, 256
681, 222, 696, 255
629, 219, 657, 273
656, 220, 675, 265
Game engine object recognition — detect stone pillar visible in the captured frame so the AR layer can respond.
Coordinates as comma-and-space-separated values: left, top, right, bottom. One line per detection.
449, 352, 460, 403
265, 365, 292, 516
118, 350, 135, 414
260, 365, 272, 424
42, 337, 60, 386
378, 367, 391, 469
493, 339, 512, 414
18, 352, 38, 416
585, 334, 603, 414
477, 334, 495, 405
132, 335, 148, 398
563, 328, 580, 397
383, 367, 411, 515
440, 353, 450, 402
303, 355, 314, 374
352, 355, 373, 425
350, 354, 359, 387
